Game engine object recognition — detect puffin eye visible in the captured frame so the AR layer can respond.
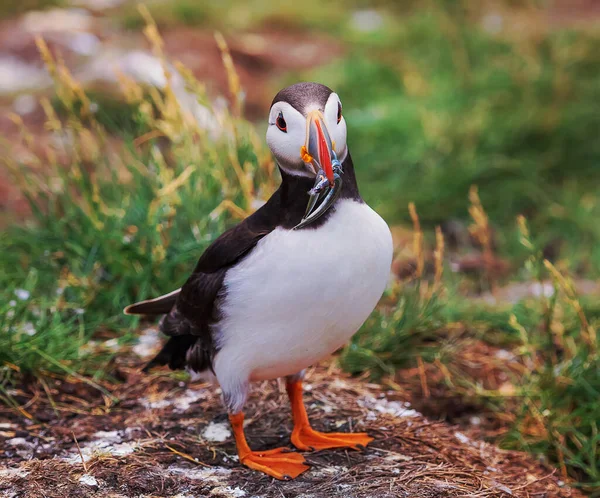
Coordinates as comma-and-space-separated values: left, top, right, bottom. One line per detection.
337, 102, 342, 124
276, 112, 287, 132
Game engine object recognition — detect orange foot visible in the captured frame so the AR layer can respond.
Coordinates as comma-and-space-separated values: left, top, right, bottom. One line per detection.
240, 447, 309, 480
291, 424, 374, 451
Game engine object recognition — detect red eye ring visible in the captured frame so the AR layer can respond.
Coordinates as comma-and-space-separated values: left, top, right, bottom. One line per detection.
337, 102, 342, 124
276, 112, 287, 132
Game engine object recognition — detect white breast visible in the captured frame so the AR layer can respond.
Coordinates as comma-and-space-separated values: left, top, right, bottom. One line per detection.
212, 199, 393, 386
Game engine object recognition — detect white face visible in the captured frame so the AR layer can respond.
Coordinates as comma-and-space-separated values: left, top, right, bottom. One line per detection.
266, 92, 347, 178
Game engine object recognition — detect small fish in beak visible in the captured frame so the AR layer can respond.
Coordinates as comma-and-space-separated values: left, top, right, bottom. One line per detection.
294, 111, 343, 230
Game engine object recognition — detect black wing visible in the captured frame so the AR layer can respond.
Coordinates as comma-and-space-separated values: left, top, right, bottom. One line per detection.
144, 191, 283, 372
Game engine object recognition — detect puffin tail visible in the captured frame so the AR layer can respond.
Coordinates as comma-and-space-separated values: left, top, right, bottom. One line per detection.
143, 307, 211, 373
142, 335, 197, 372
123, 289, 180, 315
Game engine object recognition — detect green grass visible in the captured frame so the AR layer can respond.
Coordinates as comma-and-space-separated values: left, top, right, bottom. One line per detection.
340, 217, 600, 493
1, 35, 274, 377
299, 8, 600, 276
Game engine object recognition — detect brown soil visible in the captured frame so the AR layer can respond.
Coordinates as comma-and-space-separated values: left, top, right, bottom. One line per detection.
0, 355, 581, 498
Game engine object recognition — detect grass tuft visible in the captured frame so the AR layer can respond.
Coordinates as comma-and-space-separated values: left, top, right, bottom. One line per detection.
1, 14, 274, 381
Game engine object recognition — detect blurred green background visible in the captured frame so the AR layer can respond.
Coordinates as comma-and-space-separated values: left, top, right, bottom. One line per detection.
1, 0, 599, 492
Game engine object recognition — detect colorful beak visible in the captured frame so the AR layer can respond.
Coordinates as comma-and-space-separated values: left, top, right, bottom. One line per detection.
305, 110, 335, 185
294, 111, 344, 230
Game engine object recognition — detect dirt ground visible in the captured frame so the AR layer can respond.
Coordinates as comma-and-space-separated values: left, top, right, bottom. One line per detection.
0, 330, 581, 498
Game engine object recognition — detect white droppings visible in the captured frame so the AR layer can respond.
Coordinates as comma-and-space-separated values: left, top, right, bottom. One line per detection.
211, 486, 246, 497
6, 437, 37, 458
79, 474, 98, 487
495, 349, 515, 361
140, 388, 206, 411
311, 466, 348, 478
6, 437, 29, 447
109, 442, 138, 456
103, 338, 120, 351
0, 467, 30, 479
330, 379, 349, 390
63, 440, 138, 464
140, 397, 172, 410
360, 397, 421, 419
383, 453, 412, 462
490, 481, 513, 495
21, 322, 37, 336
454, 432, 471, 445
202, 422, 232, 443
174, 389, 206, 412
133, 328, 161, 358
92, 430, 121, 443
14, 289, 30, 301
168, 465, 231, 483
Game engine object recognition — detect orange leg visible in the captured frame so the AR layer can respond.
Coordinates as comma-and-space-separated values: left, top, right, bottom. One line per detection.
286, 380, 374, 451
229, 412, 309, 480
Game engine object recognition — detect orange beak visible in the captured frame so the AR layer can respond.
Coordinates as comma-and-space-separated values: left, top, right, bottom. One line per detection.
304, 110, 335, 185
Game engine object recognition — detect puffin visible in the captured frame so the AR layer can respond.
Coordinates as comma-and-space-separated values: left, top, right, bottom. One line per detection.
124, 82, 393, 480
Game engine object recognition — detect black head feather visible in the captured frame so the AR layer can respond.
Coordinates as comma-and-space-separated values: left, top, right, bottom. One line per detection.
271, 82, 333, 115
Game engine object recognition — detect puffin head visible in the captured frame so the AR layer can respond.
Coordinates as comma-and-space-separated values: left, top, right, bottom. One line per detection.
267, 82, 347, 186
